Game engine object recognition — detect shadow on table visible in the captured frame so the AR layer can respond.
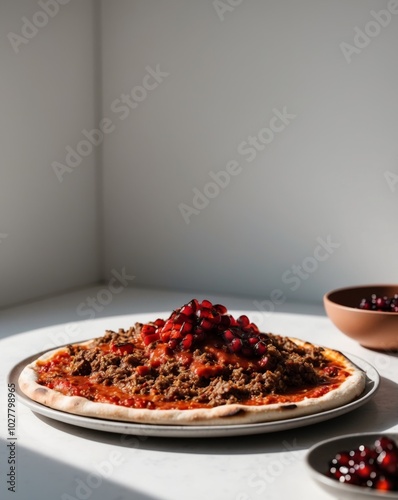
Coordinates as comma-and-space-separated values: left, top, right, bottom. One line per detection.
0, 438, 160, 500
31, 376, 398, 458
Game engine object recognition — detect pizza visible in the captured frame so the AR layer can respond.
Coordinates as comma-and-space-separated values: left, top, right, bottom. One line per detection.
18, 299, 366, 426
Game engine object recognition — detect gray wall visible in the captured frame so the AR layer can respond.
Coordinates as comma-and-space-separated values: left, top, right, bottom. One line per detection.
1, 1, 397, 309
0, 0, 99, 308
101, 0, 398, 304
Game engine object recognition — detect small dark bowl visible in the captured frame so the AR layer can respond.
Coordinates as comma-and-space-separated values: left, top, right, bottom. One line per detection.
324, 285, 398, 350
306, 433, 398, 500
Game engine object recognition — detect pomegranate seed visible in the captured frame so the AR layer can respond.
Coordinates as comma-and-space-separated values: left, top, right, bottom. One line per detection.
180, 322, 192, 334
190, 299, 199, 311
376, 297, 387, 308
201, 299, 213, 309
237, 315, 250, 327
229, 338, 242, 352
211, 312, 221, 324
180, 304, 194, 316
356, 463, 377, 479
174, 313, 190, 324
248, 336, 259, 345
200, 318, 214, 330
154, 318, 165, 327
358, 445, 378, 461
142, 333, 159, 346
335, 452, 351, 466
214, 303, 227, 314
375, 476, 396, 491
326, 436, 398, 492
228, 315, 238, 327
170, 329, 183, 340
254, 341, 267, 356
141, 324, 156, 336
160, 331, 171, 342
349, 449, 363, 464
219, 315, 231, 328
199, 308, 213, 319
359, 299, 371, 310
181, 333, 193, 350
258, 356, 269, 368
162, 319, 174, 331
248, 322, 260, 332
330, 469, 343, 480
378, 450, 398, 475
358, 294, 398, 312
223, 329, 235, 342
375, 437, 397, 453
194, 326, 205, 340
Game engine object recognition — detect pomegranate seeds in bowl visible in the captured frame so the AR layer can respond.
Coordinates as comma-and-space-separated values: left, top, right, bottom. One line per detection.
306, 433, 398, 499
359, 294, 398, 313
327, 436, 398, 491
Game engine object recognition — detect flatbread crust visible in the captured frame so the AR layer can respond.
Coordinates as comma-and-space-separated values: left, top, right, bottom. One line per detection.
18, 338, 366, 426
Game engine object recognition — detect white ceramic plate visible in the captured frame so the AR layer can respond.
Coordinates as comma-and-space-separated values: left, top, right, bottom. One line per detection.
306, 432, 398, 499
10, 352, 379, 438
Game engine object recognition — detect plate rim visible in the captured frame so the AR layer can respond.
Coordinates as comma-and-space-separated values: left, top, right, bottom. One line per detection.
9, 349, 380, 438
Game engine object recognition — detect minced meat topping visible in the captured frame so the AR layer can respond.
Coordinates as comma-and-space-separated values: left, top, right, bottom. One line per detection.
39, 328, 331, 409
36, 300, 341, 410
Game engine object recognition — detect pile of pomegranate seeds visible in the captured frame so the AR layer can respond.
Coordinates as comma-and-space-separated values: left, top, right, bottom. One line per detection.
140, 299, 268, 357
359, 294, 398, 312
327, 436, 398, 491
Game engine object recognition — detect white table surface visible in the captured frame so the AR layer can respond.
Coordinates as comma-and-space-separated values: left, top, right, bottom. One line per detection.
1, 286, 397, 500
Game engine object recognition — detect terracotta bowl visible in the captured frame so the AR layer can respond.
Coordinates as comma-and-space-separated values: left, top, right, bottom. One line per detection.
323, 285, 398, 350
